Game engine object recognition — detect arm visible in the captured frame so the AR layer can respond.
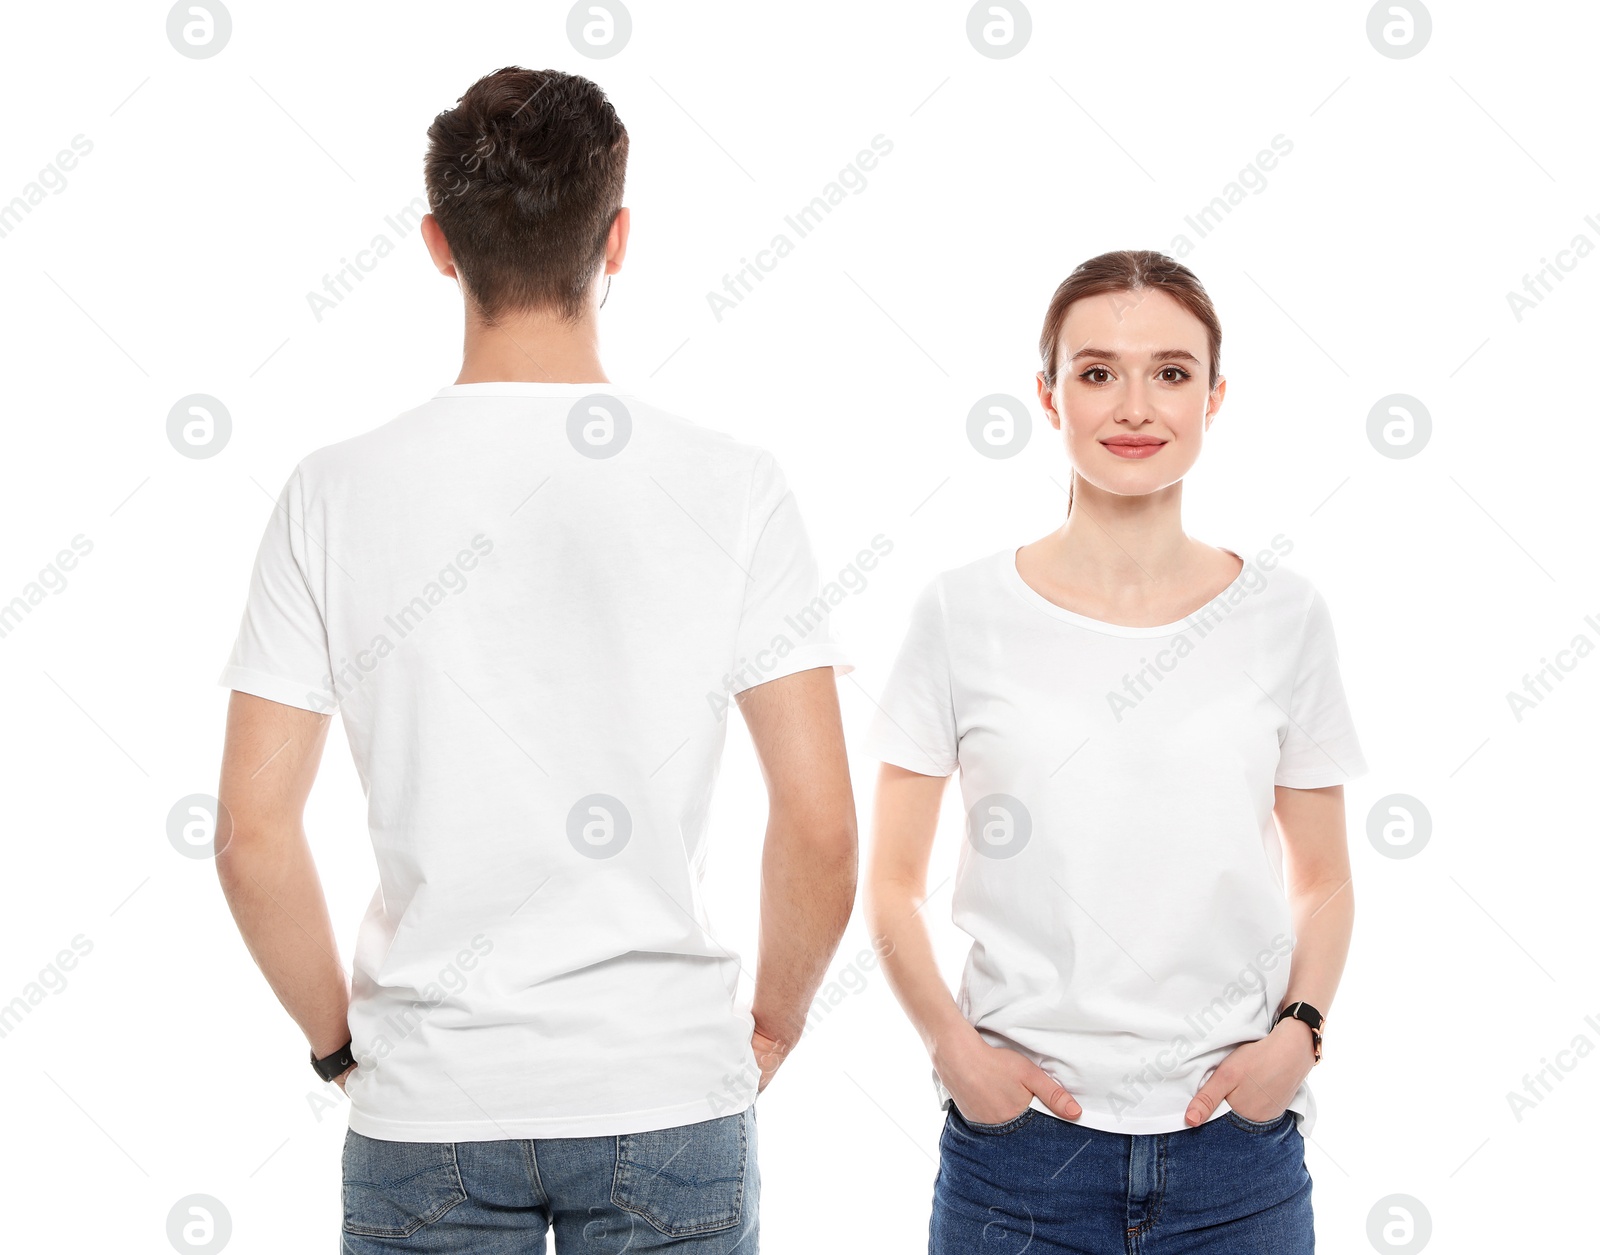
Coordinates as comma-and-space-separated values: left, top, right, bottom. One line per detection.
865, 762, 1081, 1124
214, 690, 355, 1087
1185, 782, 1354, 1124
734, 666, 859, 1089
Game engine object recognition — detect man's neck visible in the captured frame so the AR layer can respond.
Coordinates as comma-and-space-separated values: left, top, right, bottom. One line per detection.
454, 308, 608, 384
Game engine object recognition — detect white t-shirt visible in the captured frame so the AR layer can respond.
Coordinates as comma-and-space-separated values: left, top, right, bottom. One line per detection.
863, 541, 1367, 1136
218, 381, 852, 1141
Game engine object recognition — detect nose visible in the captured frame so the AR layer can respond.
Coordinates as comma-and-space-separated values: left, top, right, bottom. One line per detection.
1118, 375, 1153, 425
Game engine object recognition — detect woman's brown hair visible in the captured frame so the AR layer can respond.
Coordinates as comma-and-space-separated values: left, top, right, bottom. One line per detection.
1037, 250, 1221, 516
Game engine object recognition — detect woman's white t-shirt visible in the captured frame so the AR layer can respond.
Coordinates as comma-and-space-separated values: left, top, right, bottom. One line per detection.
863, 540, 1367, 1136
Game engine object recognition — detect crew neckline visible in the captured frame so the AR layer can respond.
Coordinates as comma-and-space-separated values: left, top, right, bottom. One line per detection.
1002, 545, 1250, 637
433, 381, 636, 398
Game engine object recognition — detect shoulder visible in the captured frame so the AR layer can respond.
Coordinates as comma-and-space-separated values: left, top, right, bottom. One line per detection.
1239, 550, 1354, 646
290, 397, 438, 485
605, 394, 786, 504
905, 547, 1015, 625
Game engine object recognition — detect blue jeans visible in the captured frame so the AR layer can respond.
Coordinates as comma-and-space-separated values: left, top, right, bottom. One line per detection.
341, 1106, 758, 1253
931, 1104, 1312, 1253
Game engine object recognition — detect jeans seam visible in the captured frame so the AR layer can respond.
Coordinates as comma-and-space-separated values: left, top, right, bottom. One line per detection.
1225, 1109, 1291, 1134
609, 1112, 747, 1237
521, 1138, 549, 1209
342, 1140, 467, 1238
957, 1106, 1036, 1135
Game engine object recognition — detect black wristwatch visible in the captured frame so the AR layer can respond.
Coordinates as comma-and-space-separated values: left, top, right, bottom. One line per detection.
1272, 1001, 1324, 1064
311, 1038, 357, 1082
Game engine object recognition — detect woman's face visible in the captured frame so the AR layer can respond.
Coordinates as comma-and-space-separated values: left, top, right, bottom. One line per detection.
1035, 287, 1224, 500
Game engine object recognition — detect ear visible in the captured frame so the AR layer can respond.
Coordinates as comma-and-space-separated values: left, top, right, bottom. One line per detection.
601, 206, 630, 275
1204, 375, 1226, 428
604, 206, 630, 275
1035, 372, 1062, 430
420, 214, 458, 280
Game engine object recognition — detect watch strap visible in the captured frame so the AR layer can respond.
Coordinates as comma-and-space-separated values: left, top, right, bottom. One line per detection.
1273, 1001, 1324, 1064
311, 1038, 356, 1082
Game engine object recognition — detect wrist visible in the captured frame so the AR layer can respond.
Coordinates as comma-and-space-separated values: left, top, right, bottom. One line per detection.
750, 1014, 796, 1054
928, 1019, 984, 1071
1271, 1015, 1315, 1060
1271, 1000, 1325, 1065
310, 1037, 357, 1083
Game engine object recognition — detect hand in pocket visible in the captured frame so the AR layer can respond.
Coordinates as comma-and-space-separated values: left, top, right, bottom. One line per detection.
938, 1031, 1082, 1124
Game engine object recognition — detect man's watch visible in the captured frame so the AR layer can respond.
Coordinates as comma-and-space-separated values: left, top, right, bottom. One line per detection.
311, 1038, 357, 1082
1272, 1001, 1324, 1064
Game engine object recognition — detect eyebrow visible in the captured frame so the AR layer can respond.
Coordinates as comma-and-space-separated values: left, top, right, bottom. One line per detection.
1068, 347, 1201, 366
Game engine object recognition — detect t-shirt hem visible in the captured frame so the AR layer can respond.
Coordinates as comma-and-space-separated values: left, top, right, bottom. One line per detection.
218, 664, 335, 713
726, 644, 855, 696
346, 1093, 755, 1142
1017, 1094, 1311, 1136
1275, 756, 1368, 789
861, 731, 956, 778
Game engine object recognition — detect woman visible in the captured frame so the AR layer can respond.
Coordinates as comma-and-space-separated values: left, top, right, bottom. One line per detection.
864, 249, 1367, 1252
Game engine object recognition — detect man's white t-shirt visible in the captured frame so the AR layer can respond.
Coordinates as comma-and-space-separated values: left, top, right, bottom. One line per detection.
863, 540, 1367, 1137
219, 381, 852, 1142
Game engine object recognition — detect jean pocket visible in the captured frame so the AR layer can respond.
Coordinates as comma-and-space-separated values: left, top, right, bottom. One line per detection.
953, 1104, 1037, 1136
612, 1110, 749, 1237
1224, 1108, 1292, 1134
341, 1129, 467, 1238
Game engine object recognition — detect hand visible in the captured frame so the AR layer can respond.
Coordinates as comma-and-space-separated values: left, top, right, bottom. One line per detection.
935, 1027, 1081, 1124
1184, 1019, 1314, 1126
751, 1027, 789, 1093
335, 1065, 354, 1094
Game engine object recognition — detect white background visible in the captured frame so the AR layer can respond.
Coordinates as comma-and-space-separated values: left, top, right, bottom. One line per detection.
2, 2, 1596, 1252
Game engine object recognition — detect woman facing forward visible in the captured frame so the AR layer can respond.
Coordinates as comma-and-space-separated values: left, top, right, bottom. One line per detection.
864, 250, 1367, 1253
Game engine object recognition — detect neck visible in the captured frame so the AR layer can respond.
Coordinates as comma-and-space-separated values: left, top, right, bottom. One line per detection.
1053, 480, 1196, 582
454, 305, 608, 385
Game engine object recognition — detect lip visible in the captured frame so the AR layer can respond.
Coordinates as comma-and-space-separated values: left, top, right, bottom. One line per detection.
1101, 437, 1167, 460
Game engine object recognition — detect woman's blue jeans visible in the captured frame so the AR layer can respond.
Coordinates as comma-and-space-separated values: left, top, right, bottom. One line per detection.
931, 1104, 1313, 1253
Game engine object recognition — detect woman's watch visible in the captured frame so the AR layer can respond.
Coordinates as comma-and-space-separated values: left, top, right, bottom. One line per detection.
1272, 1001, 1324, 1064
311, 1038, 357, 1081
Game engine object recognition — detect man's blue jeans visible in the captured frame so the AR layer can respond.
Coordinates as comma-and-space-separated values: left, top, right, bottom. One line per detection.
341, 1105, 757, 1253
931, 1103, 1313, 1253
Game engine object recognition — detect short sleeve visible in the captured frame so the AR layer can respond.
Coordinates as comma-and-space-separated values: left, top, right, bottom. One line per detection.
727, 453, 854, 695
861, 579, 959, 777
217, 465, 338, 712
1274, 588, 1367, 788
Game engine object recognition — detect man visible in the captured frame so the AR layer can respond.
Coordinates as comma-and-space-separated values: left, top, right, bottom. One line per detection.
214, 66, 857, 1252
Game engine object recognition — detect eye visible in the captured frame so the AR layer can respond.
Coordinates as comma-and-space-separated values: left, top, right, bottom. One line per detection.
1157, 366, 1191, 383
1077, 366, 1113, 385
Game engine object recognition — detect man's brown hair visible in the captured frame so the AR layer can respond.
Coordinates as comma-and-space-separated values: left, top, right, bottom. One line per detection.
424, 67, 628, 323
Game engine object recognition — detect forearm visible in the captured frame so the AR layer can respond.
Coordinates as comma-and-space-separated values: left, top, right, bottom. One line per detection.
216, 823, 350, 1060
750, 809, 857, 1048
866, 873, 973, 1065
1277, 873, 1354, 1058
